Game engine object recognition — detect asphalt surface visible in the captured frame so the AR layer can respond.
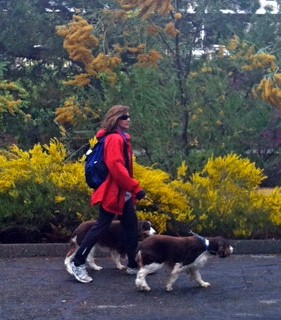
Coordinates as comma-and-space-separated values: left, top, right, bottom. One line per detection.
1, 254, 281, 320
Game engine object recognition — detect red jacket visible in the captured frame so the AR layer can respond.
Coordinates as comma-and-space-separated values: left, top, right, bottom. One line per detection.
90, 129, 142, 215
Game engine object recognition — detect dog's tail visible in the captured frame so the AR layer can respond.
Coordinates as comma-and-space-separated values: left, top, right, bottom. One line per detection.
65, 236, 78, 257
64, 236, 79, 275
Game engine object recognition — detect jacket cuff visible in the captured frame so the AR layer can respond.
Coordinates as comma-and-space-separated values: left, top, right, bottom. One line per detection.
134, 185, 142, 194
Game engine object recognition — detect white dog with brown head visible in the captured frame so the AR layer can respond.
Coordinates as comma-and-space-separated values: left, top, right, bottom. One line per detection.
65, 219, 156, 274
135, 234, 233, 292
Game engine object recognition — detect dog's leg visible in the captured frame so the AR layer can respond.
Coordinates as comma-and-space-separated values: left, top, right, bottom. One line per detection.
136, 263, 162, 292
86, 246, 103, 270
186, 267, 210, 287
110, 250, 126, 270
64, 239, 78, 275
165, 263, 182, 292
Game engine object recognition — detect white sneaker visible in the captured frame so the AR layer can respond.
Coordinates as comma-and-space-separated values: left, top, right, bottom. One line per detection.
71, 262, 93, 283
126, 267, 138, 275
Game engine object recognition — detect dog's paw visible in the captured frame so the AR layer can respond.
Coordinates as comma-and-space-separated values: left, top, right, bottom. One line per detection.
94, 266, 103, 271
116, 264, 126, 270
201, 281, 210, 288
87, 262, 103, 271
135, 279, 151, 292
165, 285, 173, 292
136, 286, 151, 292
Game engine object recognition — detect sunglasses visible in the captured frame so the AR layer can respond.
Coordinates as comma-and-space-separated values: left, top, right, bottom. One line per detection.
119, 115, 130, 120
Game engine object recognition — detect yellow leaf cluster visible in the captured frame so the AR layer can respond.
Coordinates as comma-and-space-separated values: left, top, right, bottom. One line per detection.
164, 22, 179, 38
64, 73, 91, 87
88, 53, 121, 86
117, 0, 173, 18
0, 82, 16, 90
200, 67, 213, 73
203, 154, 265, 190
0, 139, 89, 195
225, 35, 281, 108
55, 97, 100, 125
176, 161, 188, 179
183, 153, 274, 237
133, 160, 193, 232
102, 8, 128, 21
56, 15, 121, 87
226, 36, 257, 63
136, 210, 170, 234
113, 44, 126, 54
253, 188, 281, 226
189, 72, 197, 78
242, 53, 276, 72
254, 74, 281, 108
0, 81, 24, 114
56, 15, 98, 65
146, 23, 161, 35
136, 50, 162, 67
174, 12, 182, 19
226, 35, 240, 51
55, 96, 81, 125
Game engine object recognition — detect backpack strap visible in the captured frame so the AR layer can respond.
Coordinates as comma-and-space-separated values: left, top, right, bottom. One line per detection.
123, 141, 129, 172
102, 131, 130, 173
118, 130, 130, 172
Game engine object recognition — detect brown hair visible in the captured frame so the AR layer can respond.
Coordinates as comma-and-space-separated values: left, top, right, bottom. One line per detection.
101, 105, 130, 133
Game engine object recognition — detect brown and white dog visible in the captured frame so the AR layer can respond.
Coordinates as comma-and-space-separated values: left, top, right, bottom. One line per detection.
65, 220, 156, 274
135, 234, 233, 292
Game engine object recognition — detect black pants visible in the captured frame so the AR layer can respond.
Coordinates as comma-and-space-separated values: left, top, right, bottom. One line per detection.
73, 198, 138, 268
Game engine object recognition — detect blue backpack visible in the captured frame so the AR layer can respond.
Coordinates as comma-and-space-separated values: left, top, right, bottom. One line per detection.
84, 137, 108, 190
84, 134, 129, 190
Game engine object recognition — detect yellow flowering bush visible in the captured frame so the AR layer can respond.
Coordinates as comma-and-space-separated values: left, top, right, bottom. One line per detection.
184, 154, 281, 238
133, 161, 193, 233
1, 140, 281, 241
0, 139, 193, 240
0, 139, 93, 241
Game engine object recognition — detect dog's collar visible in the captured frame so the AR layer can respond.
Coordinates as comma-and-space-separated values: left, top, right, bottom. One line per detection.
190, 230, 216, 252
195, 234, 209, 250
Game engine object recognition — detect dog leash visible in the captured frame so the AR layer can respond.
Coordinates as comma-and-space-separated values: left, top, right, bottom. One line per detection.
143, 196, 154, 203
189, 230, 210, 250
141, 197, 212, 252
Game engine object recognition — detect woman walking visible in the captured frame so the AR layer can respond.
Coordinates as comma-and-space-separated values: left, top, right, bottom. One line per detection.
69, 105, 146, 283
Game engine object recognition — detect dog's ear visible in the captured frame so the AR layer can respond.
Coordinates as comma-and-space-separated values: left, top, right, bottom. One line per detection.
217, 239, 231, 258
137, 220, 147, 241
217, 240, 225, 257
137, 220, 144, 233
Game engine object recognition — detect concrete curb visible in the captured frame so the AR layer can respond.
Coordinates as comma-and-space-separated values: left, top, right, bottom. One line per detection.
0, 243, 69, 259
0, 240, 281, 258
229, 239, 281, 255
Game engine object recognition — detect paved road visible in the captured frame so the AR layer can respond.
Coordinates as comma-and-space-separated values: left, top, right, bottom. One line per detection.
0, 254, 281, 320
